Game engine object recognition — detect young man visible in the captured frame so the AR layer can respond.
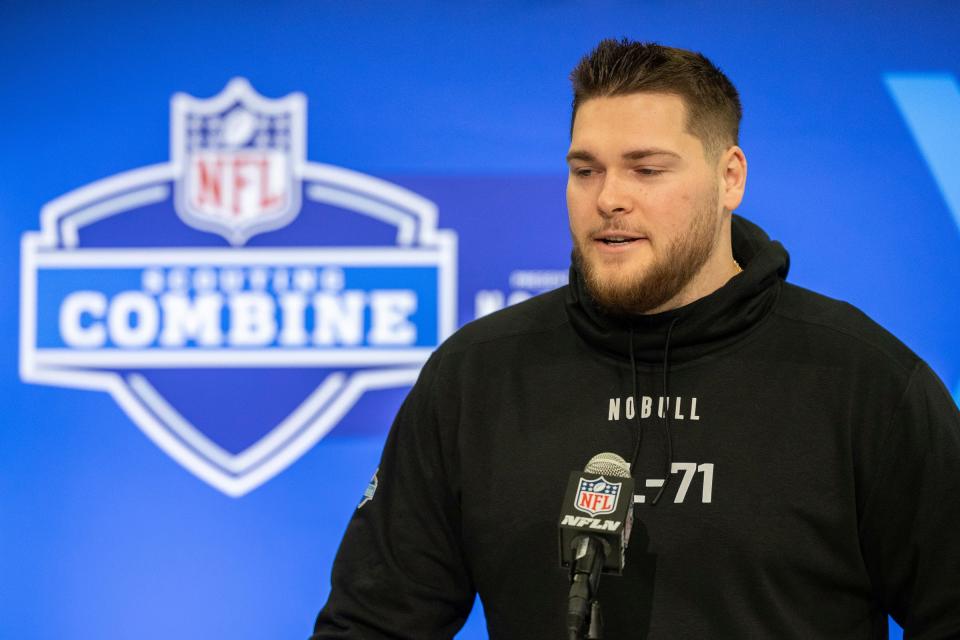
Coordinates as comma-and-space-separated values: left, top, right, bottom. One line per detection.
312, 40, 960, 639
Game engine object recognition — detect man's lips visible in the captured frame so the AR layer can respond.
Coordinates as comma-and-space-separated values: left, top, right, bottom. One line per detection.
592, 232, 647, 250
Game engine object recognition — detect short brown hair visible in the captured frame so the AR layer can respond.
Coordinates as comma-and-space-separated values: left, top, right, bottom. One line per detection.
570, 39, 742, 159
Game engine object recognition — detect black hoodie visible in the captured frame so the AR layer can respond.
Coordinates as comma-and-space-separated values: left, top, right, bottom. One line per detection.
313, 216, 960, 639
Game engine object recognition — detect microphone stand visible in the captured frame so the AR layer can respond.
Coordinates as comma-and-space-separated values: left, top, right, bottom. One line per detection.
567, 536, 605, 640
587, 600, 603, 639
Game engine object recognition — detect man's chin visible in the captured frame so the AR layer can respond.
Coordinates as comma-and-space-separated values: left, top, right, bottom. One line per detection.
585, 269, 652, 309
587, 263, 648, 292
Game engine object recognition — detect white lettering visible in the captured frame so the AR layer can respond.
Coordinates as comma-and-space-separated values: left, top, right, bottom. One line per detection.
609, 395, 701, 422
271, 268, 290, 292
57, 272, 432, 352
159, 293, 223, 346
608, 398, 621, 421
108, 292, 158, 348
293, 268, 317, 292
60, 291, 107, 348
671, 462, 698, 504
640, 396, 652, 418
506, 290, 532, 305
313, 291, 365, 346
698, 463, 714, 503
474, 290, 505, 318
220, 268, 245, 292
228, 292, 276, 346
561, 515, 621, 531
278, 293, 308, 346
167, 268, 189, 291
367, 290, 417, 345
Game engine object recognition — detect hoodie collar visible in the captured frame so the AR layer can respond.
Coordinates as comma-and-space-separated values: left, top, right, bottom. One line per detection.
564, 215, 789, 365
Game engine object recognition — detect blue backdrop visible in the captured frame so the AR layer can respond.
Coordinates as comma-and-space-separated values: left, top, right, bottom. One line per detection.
2, 2, 959, 638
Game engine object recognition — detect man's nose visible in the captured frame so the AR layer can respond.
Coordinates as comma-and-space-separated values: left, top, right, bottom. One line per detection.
596, 173, 633, 217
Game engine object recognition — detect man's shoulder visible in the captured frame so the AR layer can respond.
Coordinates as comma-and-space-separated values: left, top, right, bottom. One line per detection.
774, 282, 919, 373
439, 286, 570, 356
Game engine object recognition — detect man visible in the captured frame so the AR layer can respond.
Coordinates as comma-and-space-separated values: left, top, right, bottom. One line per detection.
312, 40, 960, 639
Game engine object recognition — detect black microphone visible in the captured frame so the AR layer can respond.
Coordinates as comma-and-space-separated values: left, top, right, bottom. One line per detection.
558, 452, 635, 640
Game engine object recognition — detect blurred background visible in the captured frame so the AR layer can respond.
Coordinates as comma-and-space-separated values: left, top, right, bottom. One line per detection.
2, 2, 958, 638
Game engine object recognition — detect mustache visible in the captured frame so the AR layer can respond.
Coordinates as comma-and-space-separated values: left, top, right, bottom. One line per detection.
587, 222, 649, 236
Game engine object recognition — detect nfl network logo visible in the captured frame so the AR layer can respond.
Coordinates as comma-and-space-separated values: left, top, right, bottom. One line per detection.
19, 78, 457, 497
574, 477, 621, 517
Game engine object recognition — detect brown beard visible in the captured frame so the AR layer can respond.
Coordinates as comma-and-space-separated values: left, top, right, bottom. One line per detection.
573, 188, 721, 317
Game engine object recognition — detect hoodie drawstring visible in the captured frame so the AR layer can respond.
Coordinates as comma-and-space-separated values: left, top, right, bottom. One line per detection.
628, 329, 643, 475
651, 317, 678, 504
628, 317, 679, 506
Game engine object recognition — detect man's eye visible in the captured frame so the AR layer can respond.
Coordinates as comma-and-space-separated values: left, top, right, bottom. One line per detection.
574, 168, 596, 178
637, 168, 664, 177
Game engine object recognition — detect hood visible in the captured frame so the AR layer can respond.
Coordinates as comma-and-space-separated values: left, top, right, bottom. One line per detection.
564, 214, 790, 365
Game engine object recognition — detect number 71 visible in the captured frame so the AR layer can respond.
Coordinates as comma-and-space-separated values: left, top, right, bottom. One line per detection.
671, 462, 714, 503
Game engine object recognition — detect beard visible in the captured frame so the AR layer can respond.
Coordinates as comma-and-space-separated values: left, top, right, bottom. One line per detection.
572, 188, 721, 317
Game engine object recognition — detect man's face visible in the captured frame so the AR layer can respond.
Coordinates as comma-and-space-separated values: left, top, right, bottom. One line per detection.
566, 92, 727, 315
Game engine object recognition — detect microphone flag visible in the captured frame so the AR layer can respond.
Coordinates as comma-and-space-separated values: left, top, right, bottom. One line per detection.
558, 471, 635, 575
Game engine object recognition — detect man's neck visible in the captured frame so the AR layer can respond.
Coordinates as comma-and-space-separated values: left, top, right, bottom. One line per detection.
642, 248, 741, 315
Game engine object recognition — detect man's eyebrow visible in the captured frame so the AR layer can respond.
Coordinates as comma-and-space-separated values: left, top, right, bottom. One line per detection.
622, 148, 682, 161
565, 148, 682, 163
565, 150, 595, 163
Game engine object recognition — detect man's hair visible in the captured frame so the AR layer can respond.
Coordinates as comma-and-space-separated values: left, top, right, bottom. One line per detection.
570, 39, 742, 160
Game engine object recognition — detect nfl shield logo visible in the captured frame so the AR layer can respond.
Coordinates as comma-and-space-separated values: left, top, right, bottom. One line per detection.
171, 78, 305, 246
575, 476, 621, 516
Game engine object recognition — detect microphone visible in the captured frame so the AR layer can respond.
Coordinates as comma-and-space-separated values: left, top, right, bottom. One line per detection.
558, 452, 635, 640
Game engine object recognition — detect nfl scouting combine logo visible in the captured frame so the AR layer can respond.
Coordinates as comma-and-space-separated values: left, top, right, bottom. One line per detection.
19, 79, 457, 496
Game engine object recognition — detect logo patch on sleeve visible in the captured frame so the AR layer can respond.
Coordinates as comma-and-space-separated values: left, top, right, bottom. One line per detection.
359, 469, 379, 508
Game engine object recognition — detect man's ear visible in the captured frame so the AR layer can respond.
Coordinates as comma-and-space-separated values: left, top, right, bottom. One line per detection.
720, 145, 747, 212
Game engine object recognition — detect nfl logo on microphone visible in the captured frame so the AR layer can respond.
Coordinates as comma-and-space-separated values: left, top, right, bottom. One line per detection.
19, 79, 457, 497
575, 477, 622, 517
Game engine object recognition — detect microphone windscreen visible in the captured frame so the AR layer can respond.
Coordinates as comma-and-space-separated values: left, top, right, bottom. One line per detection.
584, 452, 630, 478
